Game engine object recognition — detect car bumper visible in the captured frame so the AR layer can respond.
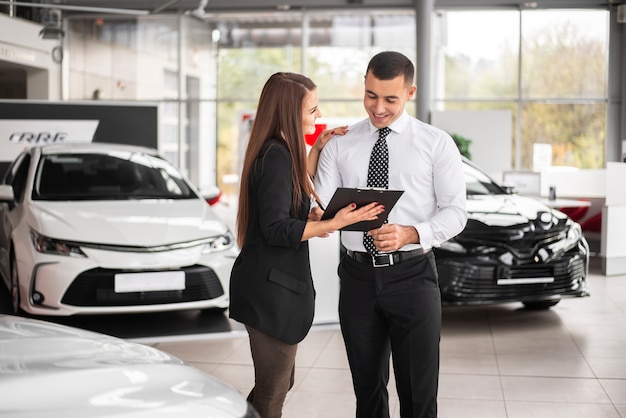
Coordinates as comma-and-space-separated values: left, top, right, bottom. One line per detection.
16, 244, 237, 316
436, 249, 589, 306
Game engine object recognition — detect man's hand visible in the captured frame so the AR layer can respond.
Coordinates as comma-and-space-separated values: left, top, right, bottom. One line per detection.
367, 224, 419, 252
309, 206, 324, 221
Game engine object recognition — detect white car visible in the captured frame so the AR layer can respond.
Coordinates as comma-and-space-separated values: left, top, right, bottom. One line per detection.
0, 143, 238, 316
0, 314, 259, 417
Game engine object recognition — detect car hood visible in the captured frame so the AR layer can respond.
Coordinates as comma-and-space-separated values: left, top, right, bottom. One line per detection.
0, 315, 248, 417
26, 199, 230, 246
465, 194, 566, 227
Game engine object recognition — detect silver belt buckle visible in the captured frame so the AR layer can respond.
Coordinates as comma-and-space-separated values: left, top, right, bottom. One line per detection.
372, 253, 394, 267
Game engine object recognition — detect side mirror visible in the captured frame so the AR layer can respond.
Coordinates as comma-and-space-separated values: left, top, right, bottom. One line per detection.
0, 184, 15, 210
499, 182, 518, 195
201, 185, 222, 206
0, 184, 15, 202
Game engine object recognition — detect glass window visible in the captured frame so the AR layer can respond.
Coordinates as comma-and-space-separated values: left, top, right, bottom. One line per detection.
307, 14, 374, 101
519, 9, 608, 169
433, 8, 608, 170
137, 17, 179, 64
521, 10, 607, 99
464, 160, 506, 196
217, 48, 302, 101
216, 101, 255, 195
64, 7, 610, 196
34, 153, 197, 201
214, 13, 304, 192
187, 18, 218, 101
434, 10, 520, 100
213, 10, 417, 194
306, 11, 415, 103
521, 102, 606, 169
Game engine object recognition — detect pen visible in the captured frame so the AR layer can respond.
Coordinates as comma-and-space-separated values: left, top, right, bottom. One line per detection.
315, 199, 326, 211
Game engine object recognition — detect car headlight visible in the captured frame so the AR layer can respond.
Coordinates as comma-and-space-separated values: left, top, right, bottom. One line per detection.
30, 230, 87, 257
202, 231, 235, 254
547, 219, 583, 254
438, 240, 501, 256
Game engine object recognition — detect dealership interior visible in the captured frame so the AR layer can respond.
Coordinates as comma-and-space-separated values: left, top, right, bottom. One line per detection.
1, 0, 626, 417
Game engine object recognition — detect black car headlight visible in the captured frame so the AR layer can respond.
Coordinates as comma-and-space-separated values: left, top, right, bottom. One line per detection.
548, 219, 583, 254
201, 231, 235, 254
30, 230, 87, 257
438, 240, 499, 256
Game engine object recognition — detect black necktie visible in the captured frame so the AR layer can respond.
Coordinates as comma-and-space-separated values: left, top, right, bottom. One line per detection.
363, 127, 391, 255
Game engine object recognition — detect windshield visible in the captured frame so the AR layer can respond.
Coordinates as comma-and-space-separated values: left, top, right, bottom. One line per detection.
32, 152, 198, 201
464, 161, 507, 196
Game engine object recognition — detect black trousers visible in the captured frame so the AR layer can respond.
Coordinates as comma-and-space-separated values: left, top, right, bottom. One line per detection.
338, 251, 441, 418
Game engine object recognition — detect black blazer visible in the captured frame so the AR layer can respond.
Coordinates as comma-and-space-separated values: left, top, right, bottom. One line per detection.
229, 139, 315, 345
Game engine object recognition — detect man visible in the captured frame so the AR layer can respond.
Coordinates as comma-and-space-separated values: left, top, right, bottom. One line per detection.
314, 51, 467, 418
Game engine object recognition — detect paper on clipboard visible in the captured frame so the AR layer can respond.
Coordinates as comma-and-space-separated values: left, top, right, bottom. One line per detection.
320, 187, 404, 231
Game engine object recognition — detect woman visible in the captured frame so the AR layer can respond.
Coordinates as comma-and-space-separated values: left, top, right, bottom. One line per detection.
229, 72, 383, 418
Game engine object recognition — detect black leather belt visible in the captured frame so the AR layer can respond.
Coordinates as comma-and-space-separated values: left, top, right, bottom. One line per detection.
346, 249, 429, 268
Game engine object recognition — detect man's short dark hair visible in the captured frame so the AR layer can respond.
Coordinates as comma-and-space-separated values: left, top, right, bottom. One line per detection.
366, 51, 415, 87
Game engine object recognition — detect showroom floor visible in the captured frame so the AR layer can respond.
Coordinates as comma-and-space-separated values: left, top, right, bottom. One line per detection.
146, 256, 626, 418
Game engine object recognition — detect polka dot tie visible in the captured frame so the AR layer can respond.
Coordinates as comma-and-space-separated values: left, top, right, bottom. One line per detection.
363, 127, 391, 255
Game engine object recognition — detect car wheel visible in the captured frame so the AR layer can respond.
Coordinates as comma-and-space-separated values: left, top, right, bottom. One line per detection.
10, 251, 22, 314
522, 300, 560, 310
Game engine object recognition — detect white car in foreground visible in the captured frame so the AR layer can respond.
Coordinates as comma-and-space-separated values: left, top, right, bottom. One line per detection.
0, 143, 238, 316
0, 314, 259, 417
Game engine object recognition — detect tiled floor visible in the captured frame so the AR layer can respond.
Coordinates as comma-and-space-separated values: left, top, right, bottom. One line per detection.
148, 257, 626, 418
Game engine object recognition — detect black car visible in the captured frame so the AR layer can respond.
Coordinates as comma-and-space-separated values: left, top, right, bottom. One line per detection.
433, 159, 590, 309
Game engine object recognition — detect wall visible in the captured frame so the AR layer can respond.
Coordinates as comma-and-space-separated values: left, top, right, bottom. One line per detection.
602, 162, 626, 275
0, 101, 158, 176
431, 110, 512, 178
0, 14, 61, 100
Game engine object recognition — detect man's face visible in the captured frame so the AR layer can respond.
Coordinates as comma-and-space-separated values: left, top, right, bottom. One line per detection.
363, 70, 416, 129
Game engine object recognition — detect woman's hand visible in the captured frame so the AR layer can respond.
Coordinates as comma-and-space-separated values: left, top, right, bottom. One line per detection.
302, 202, 384, 241
308, 125, 349, 179
332, 202, 385, 231
308, 206, 329, 237
311, 125, 349, 153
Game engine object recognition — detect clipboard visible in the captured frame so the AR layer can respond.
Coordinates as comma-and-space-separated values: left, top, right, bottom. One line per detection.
320, 187, 404, 231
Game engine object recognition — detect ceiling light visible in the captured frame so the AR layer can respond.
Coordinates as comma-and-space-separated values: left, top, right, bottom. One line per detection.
40, 27, 64, 39
190, 0, 209, 18
39, 8, 64, 40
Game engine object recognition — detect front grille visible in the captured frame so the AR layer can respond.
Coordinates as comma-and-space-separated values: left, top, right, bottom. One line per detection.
437, 254, 588, 305
61, 265, 224, 307
459, 218, 571, 263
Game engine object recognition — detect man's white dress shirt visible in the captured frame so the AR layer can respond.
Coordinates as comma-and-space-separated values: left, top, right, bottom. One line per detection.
314, 111, 468, 252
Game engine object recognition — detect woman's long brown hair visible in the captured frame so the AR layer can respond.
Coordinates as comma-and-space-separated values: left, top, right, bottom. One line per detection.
236, 72, 317, 247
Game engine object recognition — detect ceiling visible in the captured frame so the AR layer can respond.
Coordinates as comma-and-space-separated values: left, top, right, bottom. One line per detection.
2, 0, 422, 17
1, 0, 617, 97
0, 0, 618, 19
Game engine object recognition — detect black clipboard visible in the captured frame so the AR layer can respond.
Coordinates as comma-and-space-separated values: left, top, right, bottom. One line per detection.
320, 187, 404, 231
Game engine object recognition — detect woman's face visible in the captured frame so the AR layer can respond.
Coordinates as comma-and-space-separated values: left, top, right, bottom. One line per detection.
302, 88, 321, 136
